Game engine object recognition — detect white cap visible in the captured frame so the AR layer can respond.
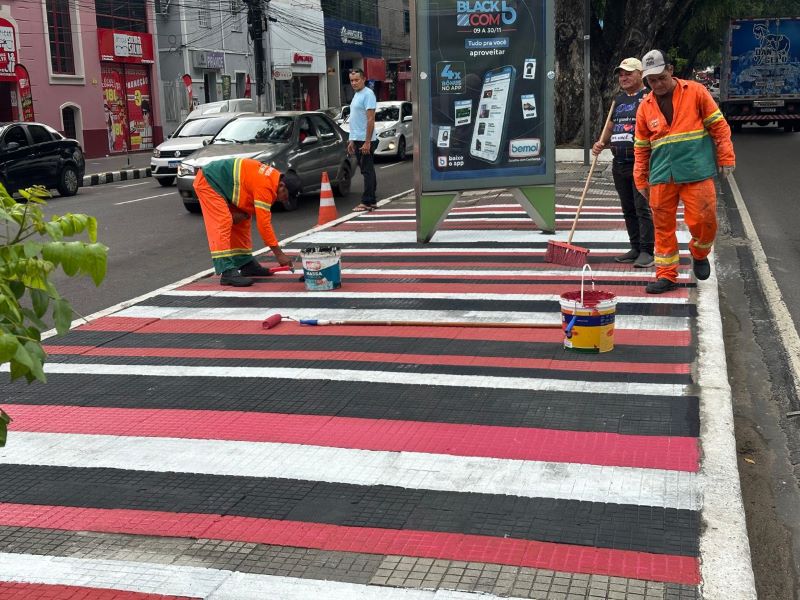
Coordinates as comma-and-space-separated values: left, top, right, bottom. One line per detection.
642, 49, 668, 77
615, 58, 643, 73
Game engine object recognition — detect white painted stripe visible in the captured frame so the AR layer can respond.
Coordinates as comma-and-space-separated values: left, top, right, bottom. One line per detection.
117, 181, 150, 188
114, 192, 174, 206
333, 268, 693, 280
366, 209, 634, 217
0, 432, 699, 509
350, 218, 629, 225
165, 290, 688, 305
0, 552, 522, 600
303, 247, 692, 257
296, 230, 694, 244
113, 305, 690, 331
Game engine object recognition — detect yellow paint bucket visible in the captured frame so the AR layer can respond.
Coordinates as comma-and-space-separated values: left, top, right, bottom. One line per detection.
560, 265, 616, 353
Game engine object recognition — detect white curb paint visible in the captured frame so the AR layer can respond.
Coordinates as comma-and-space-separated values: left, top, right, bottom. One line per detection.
0, 552, 528, 600
696, 250, 757, 595
1, 362, 687, 396
0, 432, 700, 510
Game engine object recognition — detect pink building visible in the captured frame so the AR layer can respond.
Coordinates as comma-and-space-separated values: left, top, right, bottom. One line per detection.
0, 1, 163, 158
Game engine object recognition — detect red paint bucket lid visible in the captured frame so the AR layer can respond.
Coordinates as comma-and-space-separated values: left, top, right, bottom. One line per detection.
560, 289, 616, 308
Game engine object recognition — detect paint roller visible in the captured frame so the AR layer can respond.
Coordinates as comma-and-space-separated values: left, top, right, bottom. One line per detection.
261, 314, 561, 330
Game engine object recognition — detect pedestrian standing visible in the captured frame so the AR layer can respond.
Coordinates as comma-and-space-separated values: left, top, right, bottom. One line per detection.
634, 49, 735, 294
592, 57, 654, 268
193, 157, 297, 287
347, 68, 378, 212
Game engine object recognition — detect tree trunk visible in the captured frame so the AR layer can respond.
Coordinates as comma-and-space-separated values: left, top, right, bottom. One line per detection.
555, 0, 698, 145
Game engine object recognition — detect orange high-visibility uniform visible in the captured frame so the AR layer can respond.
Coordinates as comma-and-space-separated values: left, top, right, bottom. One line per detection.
634, 78, 735, 282
193, 158, 281, 274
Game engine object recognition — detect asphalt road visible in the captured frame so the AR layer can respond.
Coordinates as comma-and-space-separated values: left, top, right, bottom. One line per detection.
42, 157, 413, 317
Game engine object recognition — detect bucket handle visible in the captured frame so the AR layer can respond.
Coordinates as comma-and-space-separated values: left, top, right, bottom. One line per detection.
580, 264, 595, 306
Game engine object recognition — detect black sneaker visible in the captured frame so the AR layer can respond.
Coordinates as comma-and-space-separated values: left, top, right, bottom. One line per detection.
646, 278, 679, 294
692, 257, 711, 281
634, 252, 654, 268
614, 249, 639, 263
220, 269, 253, 287
240, 260, 271, 277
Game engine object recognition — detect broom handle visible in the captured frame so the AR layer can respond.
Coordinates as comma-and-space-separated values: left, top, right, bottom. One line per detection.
567, 99, 617, 245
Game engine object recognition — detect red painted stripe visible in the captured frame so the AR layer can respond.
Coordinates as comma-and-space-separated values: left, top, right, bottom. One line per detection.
335, 222, 629, 232
191, 269, 693, 280
177, 281, 688, 298
6, 405, 699, 471
43, 345, 688, 376
77, 317, 692, 346
0, 504, 700, 585
278, 260, 679, 270
0, 582, 198, 600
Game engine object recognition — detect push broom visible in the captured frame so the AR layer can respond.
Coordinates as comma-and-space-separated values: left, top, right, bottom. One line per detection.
545, 99, 616, 267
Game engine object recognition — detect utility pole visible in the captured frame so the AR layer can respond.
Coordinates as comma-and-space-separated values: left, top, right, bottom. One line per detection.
246, 0, 266, 111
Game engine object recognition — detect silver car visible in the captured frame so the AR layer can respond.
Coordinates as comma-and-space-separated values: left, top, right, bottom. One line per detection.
150, 113, 252, 186
341, 101, 413, 159
176, 112, 355, 213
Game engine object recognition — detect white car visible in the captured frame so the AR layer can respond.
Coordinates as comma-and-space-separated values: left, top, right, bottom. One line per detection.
341, 101, 412, 159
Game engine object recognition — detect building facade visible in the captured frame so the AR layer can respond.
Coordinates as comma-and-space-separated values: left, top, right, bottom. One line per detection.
377, 0, 411, 101
0, 0, 164, 158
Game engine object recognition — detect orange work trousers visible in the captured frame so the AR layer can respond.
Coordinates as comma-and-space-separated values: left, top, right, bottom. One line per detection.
194, 171, 254, 274
649, 178, 717, 282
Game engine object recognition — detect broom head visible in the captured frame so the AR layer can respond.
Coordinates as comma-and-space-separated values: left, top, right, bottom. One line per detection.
545, 240, 589, 267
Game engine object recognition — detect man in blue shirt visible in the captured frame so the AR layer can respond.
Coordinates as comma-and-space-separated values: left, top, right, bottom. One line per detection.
347, 68, 378, 211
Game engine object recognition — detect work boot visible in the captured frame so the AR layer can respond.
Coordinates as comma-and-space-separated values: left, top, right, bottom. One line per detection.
220, 269, 253, 287
646, 278, 678, 294
614, 248, 639, 263
240, 259, 272, 276
692, 257, 711, 281
634, 251, 654, 268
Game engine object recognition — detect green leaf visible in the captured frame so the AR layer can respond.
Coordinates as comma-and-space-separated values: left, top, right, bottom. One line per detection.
23, 242, 43, 258
0, 333, 18, 363
23, 341, 46, 381
53, 298, 74, 335
84, 243, 108, 285
7, 281, 24, 299
30, 288, 50, 318
0, 408, 11, 447
21, 307, 48, 332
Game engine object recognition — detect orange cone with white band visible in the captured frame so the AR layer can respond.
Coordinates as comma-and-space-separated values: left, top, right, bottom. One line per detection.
316, 171, 338, 226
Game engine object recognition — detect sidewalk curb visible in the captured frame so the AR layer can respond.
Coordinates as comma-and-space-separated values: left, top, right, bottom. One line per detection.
83, 168, 151, 187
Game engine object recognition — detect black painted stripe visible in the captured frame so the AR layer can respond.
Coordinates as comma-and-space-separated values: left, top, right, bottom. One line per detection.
144, 295, 696, 317
53, 331, 693, 364
2, 374, 700, 437
47, 354, 691, 385
284, 241, 690, 250
0, 464, 699, 557
330, 255, 691, 265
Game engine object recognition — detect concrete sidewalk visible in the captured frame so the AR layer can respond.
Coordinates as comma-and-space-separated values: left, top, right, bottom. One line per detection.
82, 151, 152, 187
0, 165, 754, 599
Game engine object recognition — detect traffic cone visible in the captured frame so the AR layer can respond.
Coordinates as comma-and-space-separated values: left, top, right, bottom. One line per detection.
316, 171, 338, 226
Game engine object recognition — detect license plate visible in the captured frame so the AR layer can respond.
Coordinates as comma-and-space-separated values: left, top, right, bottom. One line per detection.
760, 108, 777, 113
168, 160, 180, 168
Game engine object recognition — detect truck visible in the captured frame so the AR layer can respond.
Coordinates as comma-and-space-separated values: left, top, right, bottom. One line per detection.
720, 17, 800, 133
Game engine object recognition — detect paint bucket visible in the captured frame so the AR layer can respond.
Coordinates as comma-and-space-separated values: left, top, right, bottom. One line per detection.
300, 246, 342, 291
560, 265, 616, 353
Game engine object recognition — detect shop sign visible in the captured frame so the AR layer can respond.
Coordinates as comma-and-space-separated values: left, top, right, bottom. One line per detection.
273, 67, 293, 80
191, 50, 225, 70
98, 28, 154, 64
0, 18, 17, 81
15, 64, 34, 121
324, 17, 381, 57
293, 53, 313, 65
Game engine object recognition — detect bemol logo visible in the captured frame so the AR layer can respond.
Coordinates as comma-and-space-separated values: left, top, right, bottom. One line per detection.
509, 138, 541, 158
456, 0, 517, 26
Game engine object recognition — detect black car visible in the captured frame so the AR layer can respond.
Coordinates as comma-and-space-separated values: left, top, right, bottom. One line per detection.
0, 122, 85, 197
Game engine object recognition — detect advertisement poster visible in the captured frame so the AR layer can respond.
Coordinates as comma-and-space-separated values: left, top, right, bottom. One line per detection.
0, 18, 17, 81
125, 65, 152, 150
421, 0, 549, 187
101, 65, 129, 153
14, 64, 34, 122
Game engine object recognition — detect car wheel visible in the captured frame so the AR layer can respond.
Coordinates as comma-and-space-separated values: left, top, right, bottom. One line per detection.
332, 163, 352, 197
57, 165, 80, 197
396, 136, 406, 159
158, 176, 176, 187
183, 201, 202, 214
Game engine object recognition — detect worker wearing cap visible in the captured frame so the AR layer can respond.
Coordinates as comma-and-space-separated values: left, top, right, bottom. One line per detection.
193, 157, 296, 287
592, 57, 654, 268
634, 49, 735, 294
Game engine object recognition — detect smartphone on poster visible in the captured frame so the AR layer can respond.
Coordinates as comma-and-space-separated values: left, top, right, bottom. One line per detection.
469, 65, 516, 164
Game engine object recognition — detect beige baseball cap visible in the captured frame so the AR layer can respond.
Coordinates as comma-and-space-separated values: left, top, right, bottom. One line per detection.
615, 57, 643, 73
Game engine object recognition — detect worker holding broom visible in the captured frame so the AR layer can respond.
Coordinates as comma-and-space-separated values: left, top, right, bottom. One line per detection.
634, 49, 735, 294
193, 157, 298, 287
592, 57, 654, 268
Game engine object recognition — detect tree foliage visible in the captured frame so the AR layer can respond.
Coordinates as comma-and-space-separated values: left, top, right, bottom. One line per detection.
0, 184, 107, 445
555, 0, 800, 145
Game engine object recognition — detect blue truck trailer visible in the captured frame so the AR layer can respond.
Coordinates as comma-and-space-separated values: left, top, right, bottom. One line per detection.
720, 17, 800, 132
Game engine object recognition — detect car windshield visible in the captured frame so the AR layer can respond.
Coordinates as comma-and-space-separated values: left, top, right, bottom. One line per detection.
214, 117, 294, 143
375, 106, 400, 122
174, 117, 231, 138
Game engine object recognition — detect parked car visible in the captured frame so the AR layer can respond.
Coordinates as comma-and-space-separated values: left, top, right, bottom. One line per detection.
340, 100, 412, 159
187, 99, 256, 118
318, 105, 349, 124
0, 121, 85, 197
151, 112, 252, 186
176, 111, 355, 213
